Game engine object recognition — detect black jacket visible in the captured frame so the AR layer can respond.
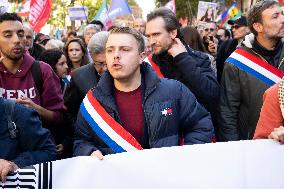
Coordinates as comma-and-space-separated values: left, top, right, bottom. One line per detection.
29, 43, 45, 60
218, 34, 284, 141
151, 47, 220, 131
64, 63, 100, 123
216, 39, 239, 82
73, 63, 214, 156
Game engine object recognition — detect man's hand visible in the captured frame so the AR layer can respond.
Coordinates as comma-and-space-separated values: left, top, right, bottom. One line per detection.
56, 144, 64, 155
0, 160, 18, 183
16, 97, 39, 110
91, 150, 104, 160
268, 126, 284, 143
207, 37, 218, 56
17, 96, 54, 123
167, 38, 187, 58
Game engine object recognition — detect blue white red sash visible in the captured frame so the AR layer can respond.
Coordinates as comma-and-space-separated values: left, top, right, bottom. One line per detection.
226, 48, 284, 86
80, 91, 143, 153
144, 54, 164, 78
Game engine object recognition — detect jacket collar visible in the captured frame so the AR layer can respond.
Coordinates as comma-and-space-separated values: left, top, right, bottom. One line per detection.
241, 33, 284, 50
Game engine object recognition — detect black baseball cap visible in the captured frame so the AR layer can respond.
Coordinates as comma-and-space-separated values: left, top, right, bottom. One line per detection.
228, 16, 248, 26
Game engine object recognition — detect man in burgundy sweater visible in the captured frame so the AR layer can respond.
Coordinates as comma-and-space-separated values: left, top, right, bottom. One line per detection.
0, 13, 65, 128
73, 27, 213, 158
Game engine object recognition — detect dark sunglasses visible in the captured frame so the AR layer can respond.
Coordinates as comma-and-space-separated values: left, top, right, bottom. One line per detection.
231, 25, 241, 30
204, 28, 215, 32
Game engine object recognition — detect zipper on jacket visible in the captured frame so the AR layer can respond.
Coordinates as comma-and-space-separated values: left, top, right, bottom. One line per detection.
142, 86, 157, 148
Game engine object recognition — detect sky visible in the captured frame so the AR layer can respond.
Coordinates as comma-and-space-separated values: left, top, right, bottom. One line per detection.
134, 0, 156, 19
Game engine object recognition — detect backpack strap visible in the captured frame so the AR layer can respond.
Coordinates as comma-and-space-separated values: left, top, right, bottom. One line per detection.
4, 99, 18, 139
31, 60, 43, 95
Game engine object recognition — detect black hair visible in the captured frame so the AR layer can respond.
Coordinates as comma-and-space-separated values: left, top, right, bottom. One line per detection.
64, 37, 88, 70
38, 49, 64, 71
0, 12, 22, 23
90, 20, 104, 29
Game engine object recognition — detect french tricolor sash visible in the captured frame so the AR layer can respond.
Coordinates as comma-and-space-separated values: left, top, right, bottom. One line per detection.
144, 54, 164, 78
80, 91, 143, 153
226, 48, 284, 86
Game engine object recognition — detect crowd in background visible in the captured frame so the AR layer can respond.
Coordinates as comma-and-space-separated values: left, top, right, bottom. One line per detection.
0, 0, 284, 182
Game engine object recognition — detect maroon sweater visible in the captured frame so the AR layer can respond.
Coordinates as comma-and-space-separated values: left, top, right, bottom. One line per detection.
115, 87, 144, 144
0, 52, 65, 124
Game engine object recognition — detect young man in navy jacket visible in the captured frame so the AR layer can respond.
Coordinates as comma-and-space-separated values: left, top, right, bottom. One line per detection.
74, 27, 213, 158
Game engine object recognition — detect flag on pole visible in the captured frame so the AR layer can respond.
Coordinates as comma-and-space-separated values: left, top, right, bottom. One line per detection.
164, 0, 176, 14
216, 2, 241, 27
93, 0, 108, 23
29, 0, 52, 32
107, 0, 132, 21
15, 0, 30, 17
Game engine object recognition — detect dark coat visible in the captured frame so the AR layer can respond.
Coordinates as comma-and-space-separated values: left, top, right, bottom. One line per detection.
0, 98, 56, 168
73, 63, 214, 156
29, 43, 45, 60
151, 47, 220, 135
151, 50, 220, 114
64, 63, 100, 123
218, 34, 284, 141
216, 39, 239, 82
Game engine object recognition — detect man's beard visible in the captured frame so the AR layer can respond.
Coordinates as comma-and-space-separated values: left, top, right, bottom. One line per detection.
3, 51, 24, 62
155, 48, 168, 56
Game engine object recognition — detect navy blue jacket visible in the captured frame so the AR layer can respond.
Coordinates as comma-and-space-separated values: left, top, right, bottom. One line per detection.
74, 63, 214, 156
0, 98, 56, 168
151, 48, 220, 117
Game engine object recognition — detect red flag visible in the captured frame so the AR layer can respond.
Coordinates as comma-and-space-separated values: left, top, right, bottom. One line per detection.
28, 0, 52, 32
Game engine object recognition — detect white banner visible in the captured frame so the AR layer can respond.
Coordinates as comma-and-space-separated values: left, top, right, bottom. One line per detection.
1, 140, 284, 189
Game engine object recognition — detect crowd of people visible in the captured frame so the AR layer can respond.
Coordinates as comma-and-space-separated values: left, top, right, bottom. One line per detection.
0, 0, 284, 182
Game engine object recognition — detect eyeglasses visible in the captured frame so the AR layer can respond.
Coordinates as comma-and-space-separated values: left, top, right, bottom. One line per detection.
204, 28, 215, 32
94, 61, 107, 67
231, 25, 241, 30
